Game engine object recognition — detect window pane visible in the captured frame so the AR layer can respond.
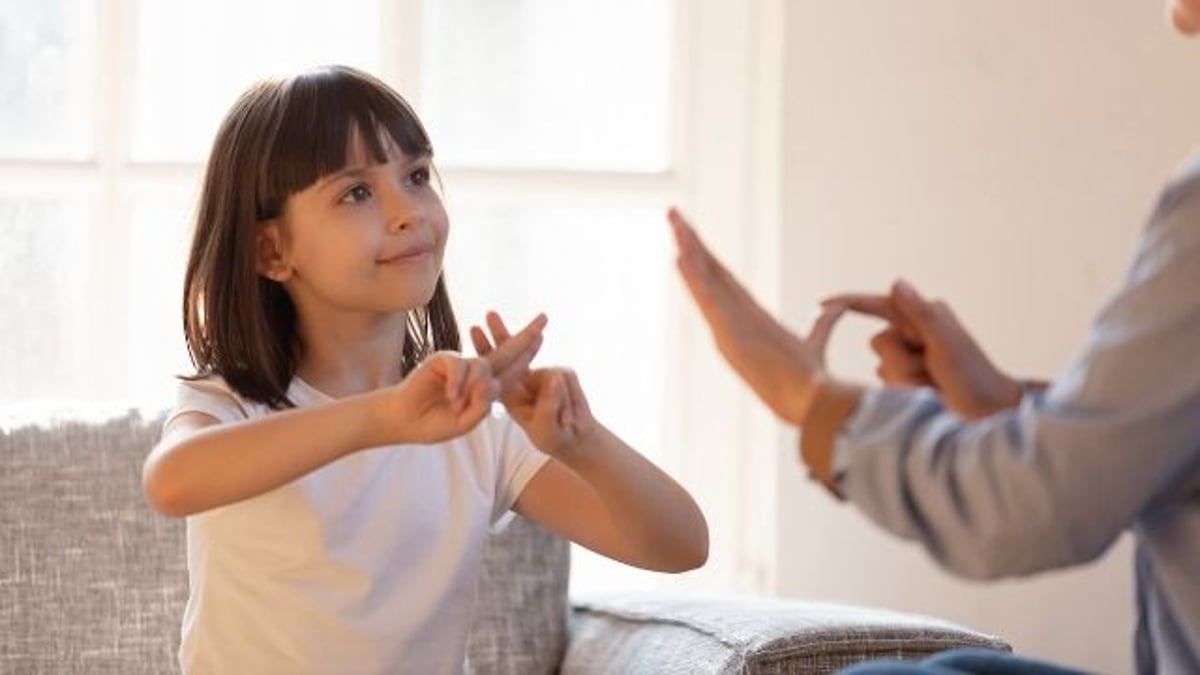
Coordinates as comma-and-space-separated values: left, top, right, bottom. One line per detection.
422, 0, 674, 172
125, 194, 194, 403
131, 0, 381, 163
0, 0, 95, 160
0, 201, 91, 404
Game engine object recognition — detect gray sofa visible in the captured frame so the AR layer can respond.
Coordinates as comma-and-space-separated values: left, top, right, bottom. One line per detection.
1, 406, 1009, 674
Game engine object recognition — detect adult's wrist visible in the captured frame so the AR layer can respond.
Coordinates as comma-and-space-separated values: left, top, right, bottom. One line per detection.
797, 377, 865, 499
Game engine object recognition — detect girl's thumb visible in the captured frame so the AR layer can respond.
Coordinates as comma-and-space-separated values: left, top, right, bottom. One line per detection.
534, 373, 564, 424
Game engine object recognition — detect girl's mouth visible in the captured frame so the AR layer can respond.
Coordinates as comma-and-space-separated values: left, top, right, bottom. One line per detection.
378, 243, 434, 264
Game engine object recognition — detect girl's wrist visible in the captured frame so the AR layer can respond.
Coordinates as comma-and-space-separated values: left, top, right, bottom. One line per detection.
551, 424, 605, 469
361, 388, 408, 448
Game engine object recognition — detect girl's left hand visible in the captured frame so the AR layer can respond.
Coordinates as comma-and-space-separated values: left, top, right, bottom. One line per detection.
471, 312, 596, 457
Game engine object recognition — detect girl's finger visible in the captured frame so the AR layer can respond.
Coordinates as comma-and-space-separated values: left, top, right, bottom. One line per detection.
555, 374, 574, 430
444, 356, 468, 404
486, 311, 513, 345
470, 325, 494, 356
465, 358, 495, 409
484, 313, 547, 374
532, 371, 563, 428
562, 368, 591, 424
462, 376, 500, 425
497, 333, 542, 390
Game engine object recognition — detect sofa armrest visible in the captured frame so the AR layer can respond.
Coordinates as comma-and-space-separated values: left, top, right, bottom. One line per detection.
564, 590, 1008, 675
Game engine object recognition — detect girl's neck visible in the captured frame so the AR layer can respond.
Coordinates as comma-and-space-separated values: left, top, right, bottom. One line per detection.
292, 310, 410, 399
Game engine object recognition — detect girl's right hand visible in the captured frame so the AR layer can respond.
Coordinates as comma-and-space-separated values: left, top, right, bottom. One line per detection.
374, 314, 548, 445
377, 352, 500, 444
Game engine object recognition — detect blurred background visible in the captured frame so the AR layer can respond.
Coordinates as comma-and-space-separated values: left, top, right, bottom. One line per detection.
2, 1, 1199, 670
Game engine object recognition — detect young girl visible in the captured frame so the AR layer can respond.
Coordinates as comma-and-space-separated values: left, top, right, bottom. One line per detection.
141, 65, 708, 675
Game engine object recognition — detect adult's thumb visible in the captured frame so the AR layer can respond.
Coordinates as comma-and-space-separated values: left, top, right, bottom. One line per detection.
890, 279, 935, 340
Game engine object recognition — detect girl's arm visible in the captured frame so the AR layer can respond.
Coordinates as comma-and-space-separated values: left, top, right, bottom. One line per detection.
471, 315, 706, 572
514, 423, 708, 573
145, 319, 546, 518
143, 354, 495, 517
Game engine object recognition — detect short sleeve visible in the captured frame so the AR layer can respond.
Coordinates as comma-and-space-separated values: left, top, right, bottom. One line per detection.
163, 377, 251, 432
485, 412, 550, 529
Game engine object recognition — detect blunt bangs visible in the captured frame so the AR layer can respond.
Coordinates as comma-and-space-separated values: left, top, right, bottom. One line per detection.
254, 65, 433, 221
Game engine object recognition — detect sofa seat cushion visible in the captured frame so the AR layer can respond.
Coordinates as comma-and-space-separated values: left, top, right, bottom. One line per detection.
1, 407, 182, 675
564, 590, 1009, 675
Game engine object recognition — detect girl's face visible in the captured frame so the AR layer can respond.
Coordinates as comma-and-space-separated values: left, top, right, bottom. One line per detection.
258, 130, 449, 317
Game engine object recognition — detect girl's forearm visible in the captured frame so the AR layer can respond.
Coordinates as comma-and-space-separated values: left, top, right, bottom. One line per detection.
143, 391, 391, 518
559, 425, 709, 571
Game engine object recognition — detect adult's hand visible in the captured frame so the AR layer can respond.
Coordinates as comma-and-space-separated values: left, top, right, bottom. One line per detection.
826, 281, 1027, 420
1171, 0, 1200, 34
668, 208, 845, 426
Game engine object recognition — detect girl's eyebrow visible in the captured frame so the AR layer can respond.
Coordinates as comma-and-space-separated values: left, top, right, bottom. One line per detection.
315, 165, 373, 193
315, 154, 431, 194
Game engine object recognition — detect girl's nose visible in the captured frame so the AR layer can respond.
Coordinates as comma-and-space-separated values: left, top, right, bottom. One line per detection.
382, 187, 419, 233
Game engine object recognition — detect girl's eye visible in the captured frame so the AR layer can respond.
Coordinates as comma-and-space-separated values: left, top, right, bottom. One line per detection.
409, 167, 431, 187
339, 184, 373, 204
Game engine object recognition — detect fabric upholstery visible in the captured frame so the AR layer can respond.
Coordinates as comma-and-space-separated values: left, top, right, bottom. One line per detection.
1, 407, 182, 675
0, 407, 570, 675
1, 406, 1006, 674
467, 515, 570, 674
564, 591, 1009, 675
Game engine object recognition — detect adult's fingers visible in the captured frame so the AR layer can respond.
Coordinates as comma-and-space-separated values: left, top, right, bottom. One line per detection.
871, 329, 930, 386
890, 280, 939, 339
823, 293, 898, 323
807, 304, 847, 360
669, 208, 750, 316
824, 292, 923, 345
1174, 0, 1200, 34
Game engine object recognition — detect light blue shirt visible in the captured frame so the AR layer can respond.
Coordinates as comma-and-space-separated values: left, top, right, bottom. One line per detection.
833, 156, 1200, 675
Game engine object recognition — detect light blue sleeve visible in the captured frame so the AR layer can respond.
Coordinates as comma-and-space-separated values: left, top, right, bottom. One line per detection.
831, 161, 1200, 580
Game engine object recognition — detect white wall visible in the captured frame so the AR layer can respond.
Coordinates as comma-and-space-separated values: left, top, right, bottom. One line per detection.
773, 2, 1200, 671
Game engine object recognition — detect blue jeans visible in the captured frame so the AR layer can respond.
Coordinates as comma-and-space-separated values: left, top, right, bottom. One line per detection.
839, 648, 1089, 675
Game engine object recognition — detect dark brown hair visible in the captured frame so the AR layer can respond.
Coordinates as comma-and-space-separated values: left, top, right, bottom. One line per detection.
182, 65, 460, 408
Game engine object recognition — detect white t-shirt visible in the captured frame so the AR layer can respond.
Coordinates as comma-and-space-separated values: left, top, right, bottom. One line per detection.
165, 376, 550, 675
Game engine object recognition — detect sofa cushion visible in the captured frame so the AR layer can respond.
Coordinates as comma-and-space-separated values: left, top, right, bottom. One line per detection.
1, 407, 182, 675
0, 406, 571, 674
564, 590, 1009, 674
467, 514, 570, 674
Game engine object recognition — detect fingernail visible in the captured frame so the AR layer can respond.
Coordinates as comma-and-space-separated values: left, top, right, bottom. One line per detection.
895, 279, 916, 300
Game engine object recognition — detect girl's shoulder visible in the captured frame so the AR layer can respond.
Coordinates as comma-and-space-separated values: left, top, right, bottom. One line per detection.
167, 374, 267, 426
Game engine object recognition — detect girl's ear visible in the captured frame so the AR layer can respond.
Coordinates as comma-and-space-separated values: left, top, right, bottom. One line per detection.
255, 221, 293, 282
